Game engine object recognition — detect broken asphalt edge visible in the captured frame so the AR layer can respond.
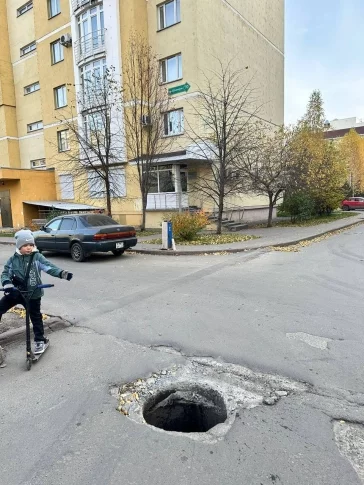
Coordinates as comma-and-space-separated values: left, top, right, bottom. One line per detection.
0, 317, 71, 346
130, 219, 364, 256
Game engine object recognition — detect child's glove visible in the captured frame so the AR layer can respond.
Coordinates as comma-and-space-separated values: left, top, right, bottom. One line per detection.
60, 271, 73, 281
3, 283, 18, 297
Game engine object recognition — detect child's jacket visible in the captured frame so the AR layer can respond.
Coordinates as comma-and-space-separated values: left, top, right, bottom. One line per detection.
1, 249, 63, 299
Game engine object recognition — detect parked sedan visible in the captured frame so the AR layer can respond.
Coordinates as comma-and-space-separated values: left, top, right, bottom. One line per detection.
341, 197, 364, 211
34, 213, 137, 262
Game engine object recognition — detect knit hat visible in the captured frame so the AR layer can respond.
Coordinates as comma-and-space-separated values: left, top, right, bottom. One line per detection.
15, 229, 35, 249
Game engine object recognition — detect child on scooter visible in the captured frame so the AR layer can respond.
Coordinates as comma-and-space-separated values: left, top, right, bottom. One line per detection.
0, 230, 73, 354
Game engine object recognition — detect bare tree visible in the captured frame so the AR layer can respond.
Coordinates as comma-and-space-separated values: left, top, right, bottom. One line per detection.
185, 61, 261, 234
54, 67, 125, 216
122, 35, 171, 231
237, 128, 294, 227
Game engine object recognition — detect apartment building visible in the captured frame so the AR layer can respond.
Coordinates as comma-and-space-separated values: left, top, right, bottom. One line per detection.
0, 0, 284, 228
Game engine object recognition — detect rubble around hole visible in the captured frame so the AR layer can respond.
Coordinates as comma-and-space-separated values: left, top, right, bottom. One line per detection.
113, 358, 308, 442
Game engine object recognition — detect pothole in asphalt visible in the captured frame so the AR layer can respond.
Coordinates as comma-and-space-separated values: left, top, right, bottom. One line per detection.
112, 357, 308, 443
143, 384, 227, 433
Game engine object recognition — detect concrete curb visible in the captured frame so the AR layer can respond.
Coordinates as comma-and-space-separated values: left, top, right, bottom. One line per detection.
0, 317, 71, 346
131, 220, 364, 256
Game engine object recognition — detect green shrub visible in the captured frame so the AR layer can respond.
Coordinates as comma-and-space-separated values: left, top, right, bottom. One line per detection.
280, 193, 315, 223
169, 211, 209, 241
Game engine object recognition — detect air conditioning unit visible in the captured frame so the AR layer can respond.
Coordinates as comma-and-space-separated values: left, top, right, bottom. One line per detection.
140, 115, 152, 126
60, 33, 72, 47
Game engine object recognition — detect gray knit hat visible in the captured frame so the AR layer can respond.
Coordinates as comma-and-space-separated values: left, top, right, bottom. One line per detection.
15, 229, 35, 249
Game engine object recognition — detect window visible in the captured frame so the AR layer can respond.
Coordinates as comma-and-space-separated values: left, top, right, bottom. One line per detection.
17, 1, 33, 16
160, 54, 182, 83
59, 218, 75, 230
87, 171, 104, 198
163, 109, 184, 136
30, 158, 46, 169
57, 130, 69, 152
20, 41, 36, 57
48, 0, 60, 18
158, 0, 180, 30
46, 219, 61, 231
59, 174, 74, 199
80, 58, 107, 102
148, 165, 175, 193
88, 168, 126, 198
54, 85, 67, 108
77, 5, 104, 54
24, 81, 40, 95
51, 40, 64, 64
27, 121, 43, 132
83, 112, 103, 141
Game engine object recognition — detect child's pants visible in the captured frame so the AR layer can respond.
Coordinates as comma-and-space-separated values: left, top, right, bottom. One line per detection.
0, 294, 44, 342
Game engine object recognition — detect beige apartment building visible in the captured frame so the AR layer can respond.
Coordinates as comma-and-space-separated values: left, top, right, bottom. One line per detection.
0, 0, 284, 228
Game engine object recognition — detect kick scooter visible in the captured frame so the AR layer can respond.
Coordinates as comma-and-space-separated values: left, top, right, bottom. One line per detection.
1, 284, 54, 370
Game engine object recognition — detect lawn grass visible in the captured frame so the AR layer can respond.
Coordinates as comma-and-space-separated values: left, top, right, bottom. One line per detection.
137, 230, 162, 237
0, 232, 15, 237
274, 211, 358, 227
142, 233, 260, 245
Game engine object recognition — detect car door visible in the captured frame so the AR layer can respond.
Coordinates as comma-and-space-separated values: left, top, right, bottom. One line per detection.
55, 217, 76, 251
36, 218, 61, 250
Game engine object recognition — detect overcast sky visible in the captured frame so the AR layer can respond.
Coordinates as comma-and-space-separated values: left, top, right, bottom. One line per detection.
285, 0, 364, 124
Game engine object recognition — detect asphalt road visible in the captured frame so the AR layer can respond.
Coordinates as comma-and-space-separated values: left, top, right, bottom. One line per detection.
1, 225, 364, 485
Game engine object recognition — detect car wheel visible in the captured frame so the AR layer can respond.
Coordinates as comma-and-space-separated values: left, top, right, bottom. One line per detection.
71, 242, 86, 262
343, 205, 350, 211
112, 250, 125, 256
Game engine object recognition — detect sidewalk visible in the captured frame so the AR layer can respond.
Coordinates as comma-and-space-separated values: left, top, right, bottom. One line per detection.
0, 214, 362, 256
133, 214, 364, 255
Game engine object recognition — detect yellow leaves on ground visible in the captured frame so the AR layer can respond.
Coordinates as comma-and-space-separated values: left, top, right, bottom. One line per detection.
9, 307, 49, 321
143, 234, 260, 246
271, 222, 363, 252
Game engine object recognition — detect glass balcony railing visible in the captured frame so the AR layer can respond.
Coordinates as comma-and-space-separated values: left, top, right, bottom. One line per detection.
74, 29, 106, 65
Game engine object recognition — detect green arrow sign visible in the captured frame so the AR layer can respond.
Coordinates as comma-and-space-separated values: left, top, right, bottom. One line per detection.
168, 82, 191, 95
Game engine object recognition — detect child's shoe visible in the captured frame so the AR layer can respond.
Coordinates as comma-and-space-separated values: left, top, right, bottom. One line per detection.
34, 341, 45, 354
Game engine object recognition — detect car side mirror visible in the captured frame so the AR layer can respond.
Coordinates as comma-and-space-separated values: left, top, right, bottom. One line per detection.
41, 226, 49, 232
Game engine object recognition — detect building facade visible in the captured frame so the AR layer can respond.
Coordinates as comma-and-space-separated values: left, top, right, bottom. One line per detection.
0, 0, 284, 228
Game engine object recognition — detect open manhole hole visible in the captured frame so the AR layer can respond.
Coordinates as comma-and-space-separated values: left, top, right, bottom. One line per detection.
143, 384, 227, 433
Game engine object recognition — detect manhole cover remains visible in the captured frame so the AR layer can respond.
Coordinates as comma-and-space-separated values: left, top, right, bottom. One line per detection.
143, 384, 227, 433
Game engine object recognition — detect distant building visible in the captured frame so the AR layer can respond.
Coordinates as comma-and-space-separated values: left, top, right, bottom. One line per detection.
325, 117, 364, 140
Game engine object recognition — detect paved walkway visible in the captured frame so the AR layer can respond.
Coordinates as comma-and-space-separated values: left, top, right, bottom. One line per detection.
133, 214, 364, 254
0, 214, 363, 255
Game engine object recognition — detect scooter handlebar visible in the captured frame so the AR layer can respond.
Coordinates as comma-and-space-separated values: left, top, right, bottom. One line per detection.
0, 284, 54, 291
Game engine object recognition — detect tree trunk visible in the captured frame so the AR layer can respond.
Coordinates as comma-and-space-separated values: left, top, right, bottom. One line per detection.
141, 194, 147, 231
105, 179, 112, 216
267, 194, 274, 227
217, 196, 224, 235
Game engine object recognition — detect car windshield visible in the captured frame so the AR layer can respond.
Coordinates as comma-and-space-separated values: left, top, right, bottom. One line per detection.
79, 215, 119, 227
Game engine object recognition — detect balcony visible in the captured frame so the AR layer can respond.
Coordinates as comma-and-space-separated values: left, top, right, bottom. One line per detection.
72, 0, 102, 13
74, 29, 105, 65
147, 193, 189, 210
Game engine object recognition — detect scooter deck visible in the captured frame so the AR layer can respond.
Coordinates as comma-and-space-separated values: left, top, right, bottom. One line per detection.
32, 341, 50, 363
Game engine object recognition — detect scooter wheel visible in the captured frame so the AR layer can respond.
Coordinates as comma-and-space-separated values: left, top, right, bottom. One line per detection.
26, 359, 32, 371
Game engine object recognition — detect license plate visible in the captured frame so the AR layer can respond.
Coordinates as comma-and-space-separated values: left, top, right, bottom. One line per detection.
116, 242, 124, 249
